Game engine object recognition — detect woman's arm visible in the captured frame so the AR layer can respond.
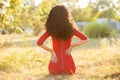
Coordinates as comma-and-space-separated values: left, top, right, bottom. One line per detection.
71, 39, 89, 48
66, 39, 89, 55
40, 44, 58, 63
40, 44, 53, 53
66, 29, 89, 55
37, 31, 58, 63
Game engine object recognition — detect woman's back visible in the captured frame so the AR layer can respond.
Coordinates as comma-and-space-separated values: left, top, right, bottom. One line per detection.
37, 29, 88, 74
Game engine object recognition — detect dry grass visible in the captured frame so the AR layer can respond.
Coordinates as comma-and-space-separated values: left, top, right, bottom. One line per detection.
0, 34, 120, 80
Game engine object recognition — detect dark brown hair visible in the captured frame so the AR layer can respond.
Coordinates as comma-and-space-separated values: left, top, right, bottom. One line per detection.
45, 5, 76, 40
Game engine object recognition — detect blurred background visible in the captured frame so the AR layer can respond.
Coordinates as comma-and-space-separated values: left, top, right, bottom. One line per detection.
0, 0, 120, 80
0, 0, 120, 36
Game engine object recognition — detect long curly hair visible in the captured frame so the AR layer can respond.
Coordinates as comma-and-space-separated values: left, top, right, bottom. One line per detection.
45, 5, 76, 40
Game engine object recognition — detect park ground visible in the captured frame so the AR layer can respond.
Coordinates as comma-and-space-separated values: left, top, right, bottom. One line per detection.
0, 34, 120, 80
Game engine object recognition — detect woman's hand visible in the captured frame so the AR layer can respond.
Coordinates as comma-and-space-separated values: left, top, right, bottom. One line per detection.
66, 46, 73, 55
40, 44, 58, 63
51, 50, 58, 63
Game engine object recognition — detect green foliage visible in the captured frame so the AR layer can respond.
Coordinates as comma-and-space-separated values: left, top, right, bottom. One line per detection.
10, 0, 20, 8
91, 0, 120, 20
110, 29, 120, 37
72, 5, 92, 21
14, 26, 24, 33
31, 0, 58, 35
0, 49, 43, 73
32, 20, 44, 35
37, 0, 57, 22
91, 12, 102, 21
0, 38, 11, 48
0, 3, 4, 9
83, 22, 112, 38
1, 0, 120, 34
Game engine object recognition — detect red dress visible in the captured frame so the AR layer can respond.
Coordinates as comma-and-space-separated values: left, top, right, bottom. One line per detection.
37, 29, 88, 74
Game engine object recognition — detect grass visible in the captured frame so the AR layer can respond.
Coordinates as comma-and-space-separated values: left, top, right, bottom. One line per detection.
0, 34, 120, 80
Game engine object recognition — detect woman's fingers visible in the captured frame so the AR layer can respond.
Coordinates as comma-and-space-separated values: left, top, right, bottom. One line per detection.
66, 49, 70, 55
51, 52, 58, 63
66, 47, 72, 55
51, 56, 58, 63
54, 56, 58, 63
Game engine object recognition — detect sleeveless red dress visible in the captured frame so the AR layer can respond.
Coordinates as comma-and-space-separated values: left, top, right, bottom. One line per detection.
37, 29, 88, 74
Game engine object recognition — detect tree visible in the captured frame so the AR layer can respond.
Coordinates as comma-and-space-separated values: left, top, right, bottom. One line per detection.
32, 0, 57, 35
0, 2, 5, 29
0, 0, 24, 33
71, 4, 92, 21
36, 0, 57, 22
91, 0, 119, 20
115, 0, 120, 21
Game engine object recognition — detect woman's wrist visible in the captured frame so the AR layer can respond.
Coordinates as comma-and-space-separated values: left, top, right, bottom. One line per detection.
51, 49, 53, 53
70, 45, 74, 49
51, 50, 55, 54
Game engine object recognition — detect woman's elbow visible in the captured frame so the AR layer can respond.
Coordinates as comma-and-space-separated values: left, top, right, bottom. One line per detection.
37, 41, 43, 46
82, 38, 89, 43
86, 38, 89, 42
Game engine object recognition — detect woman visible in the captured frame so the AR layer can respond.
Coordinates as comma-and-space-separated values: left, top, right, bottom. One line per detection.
37, 5, 89, 75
